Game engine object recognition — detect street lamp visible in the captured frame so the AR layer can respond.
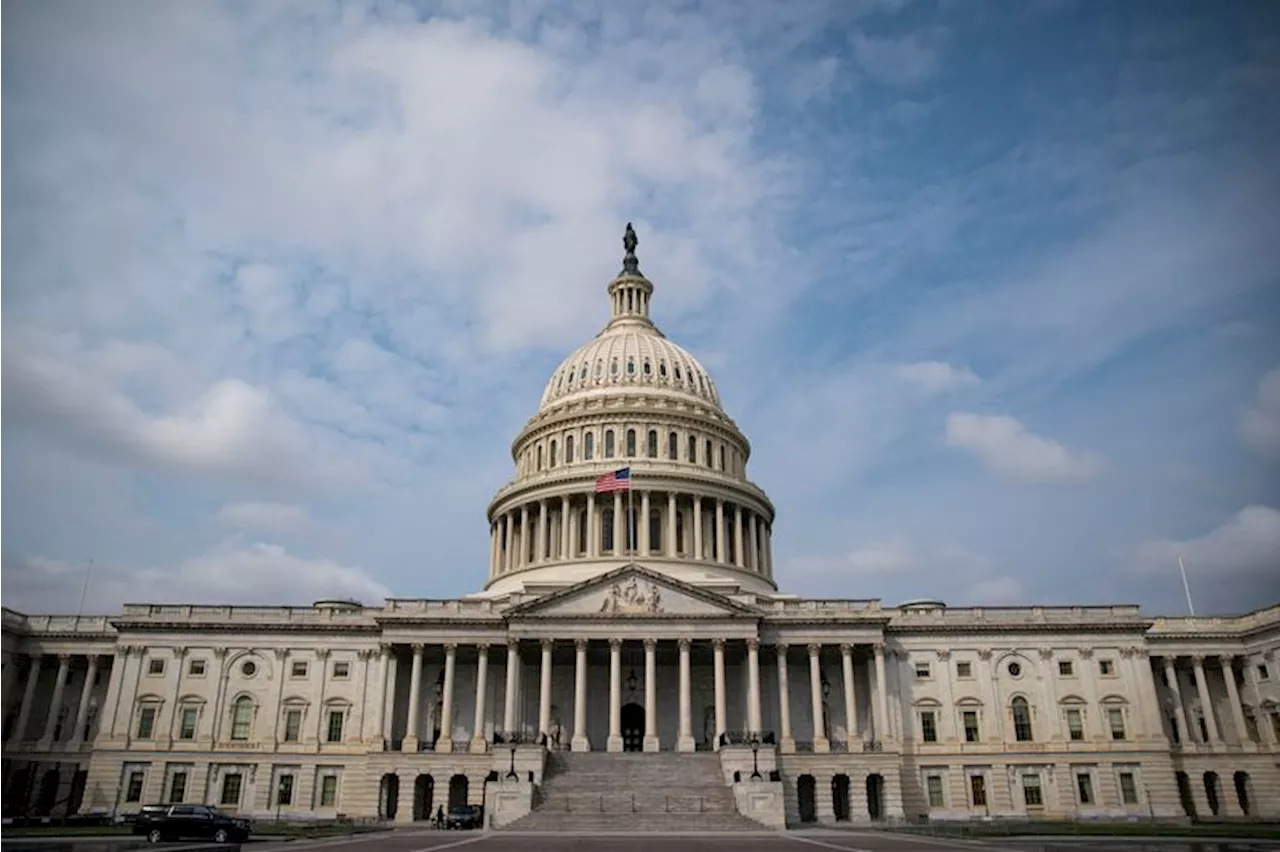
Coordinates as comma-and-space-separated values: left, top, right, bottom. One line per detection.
820, 672, 831, 698
507, 746, 518, 780
750, 745, 762, 781
626, 669, 639, 692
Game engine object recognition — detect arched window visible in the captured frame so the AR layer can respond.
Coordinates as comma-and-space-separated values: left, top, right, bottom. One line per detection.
667, 432, 678, 460
230, 696, 254, 741
647, 430, 658, 458
687, 435, 697, 462
605, 430, 616, 458
566, 435, 575, 463
602, 509, 615, 553
626, 429, 637, 456
719, 445, 726, 470
705, 439, 713, 468
584, 433, 594, 461
536, 445, 543, 471
1012, 697, 1033, 742
549, 440, 557, 468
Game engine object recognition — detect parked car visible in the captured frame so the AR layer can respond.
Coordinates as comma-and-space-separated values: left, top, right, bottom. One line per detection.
131, 804, 251, 843
444, 804, 483, 829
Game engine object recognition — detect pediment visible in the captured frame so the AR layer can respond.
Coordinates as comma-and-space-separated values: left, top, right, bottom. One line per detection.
507, 564, 757, 619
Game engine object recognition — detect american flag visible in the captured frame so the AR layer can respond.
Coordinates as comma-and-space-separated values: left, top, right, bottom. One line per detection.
595, 466, 632, 493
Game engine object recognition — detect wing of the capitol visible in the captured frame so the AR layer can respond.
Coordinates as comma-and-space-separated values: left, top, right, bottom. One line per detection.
3, 226, 1277, 829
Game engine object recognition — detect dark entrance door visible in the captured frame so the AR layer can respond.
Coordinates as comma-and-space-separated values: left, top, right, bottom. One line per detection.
621, 703, 644, 752
796, 775, 817, 823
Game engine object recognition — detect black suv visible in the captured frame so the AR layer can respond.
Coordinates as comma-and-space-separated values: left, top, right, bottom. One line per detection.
444, 804, 483, 829
132, 804, 251, 843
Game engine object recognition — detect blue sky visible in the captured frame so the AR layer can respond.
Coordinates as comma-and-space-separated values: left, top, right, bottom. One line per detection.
3, 0, 1278, 616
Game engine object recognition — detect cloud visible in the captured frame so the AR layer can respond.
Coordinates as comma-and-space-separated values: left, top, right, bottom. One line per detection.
216, 502, 311, 535
1133, 506, 1280, 613
946, 413, 1103, 483
3, 543, 391, 613
850, 31, 943, 86
894, 361, 980, 393
1239, 366, 1280, 460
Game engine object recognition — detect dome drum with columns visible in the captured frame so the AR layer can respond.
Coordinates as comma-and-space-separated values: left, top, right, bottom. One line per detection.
485, 225, 776, 597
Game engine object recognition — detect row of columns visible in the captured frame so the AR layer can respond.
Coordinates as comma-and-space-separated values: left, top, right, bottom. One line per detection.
489, 492, 773, 577
1158, 654, 1276, 746
6, 649, 106, 741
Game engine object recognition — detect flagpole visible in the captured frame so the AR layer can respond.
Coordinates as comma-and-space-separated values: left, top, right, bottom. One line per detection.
627, 472, 635, 556
76, 559, 95, 619
1177, 556, 1196, 616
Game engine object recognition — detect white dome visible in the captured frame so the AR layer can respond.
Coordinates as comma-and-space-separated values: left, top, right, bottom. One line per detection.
539, 326, 721, 412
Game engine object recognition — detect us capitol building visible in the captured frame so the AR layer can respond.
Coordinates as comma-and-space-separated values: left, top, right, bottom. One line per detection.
3, 227, 1278, 829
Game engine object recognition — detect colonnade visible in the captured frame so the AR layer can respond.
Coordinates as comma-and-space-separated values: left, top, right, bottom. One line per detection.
1156, 653, 1277, 746
3, 652, 110, 748
489, 491, 773, 577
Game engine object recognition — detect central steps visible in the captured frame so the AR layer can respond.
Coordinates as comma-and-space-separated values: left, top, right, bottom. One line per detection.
502, 751, 763, 832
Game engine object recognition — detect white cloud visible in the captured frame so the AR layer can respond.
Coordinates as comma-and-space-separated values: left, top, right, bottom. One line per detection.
894, 361, 980, 393
1239, 366, 1280, 460
216, 502, 311, 535
3, 542, 391, 613
1132, 506, 1280, 612
946, 413, 1102, 483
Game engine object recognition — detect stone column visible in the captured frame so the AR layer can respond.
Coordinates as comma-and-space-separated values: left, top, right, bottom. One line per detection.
776, 644, 793, 750
573, 639, 590, 752
438, 643, 458, 753
490, 522, 499, 574
714, 500, 726, 564
613, 492, 624, 555
1220, 656, 1248, 745
587, 494, 597, 557
1244, 657, 1276, 745
667, 493, 677, 555
608, 639, 623, 752
69, 655, 101, 746
373, 644, 392, 745
471, 645, 489, 752
1163, 657, 1189, 743
519, 505, 529, 567
638, 491, 650, 556
733, 504, 744, 568
41, 655, 72, 743
539, 640, 554, 739
404, 644, 424, 750
502, 514, 513, 573
693, 496, 704, 560
504, 641, 519, 734
874, 643, 891, 742
746, 639, 762, 734
748, 513, 758, 571
1191, 655, 1219, 742
533, 500, 545, 563
10, 655, 41, 743
809, 644, 829, 752
561, 496, 572, 560
713, 639, 726, 750
841, 644, 858, 743
678, 639, 694, 752
643, 639, 659, 752
763, 525, 772, 577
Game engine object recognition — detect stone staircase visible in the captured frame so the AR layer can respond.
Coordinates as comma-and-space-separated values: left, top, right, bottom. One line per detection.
501, 751, 765, 831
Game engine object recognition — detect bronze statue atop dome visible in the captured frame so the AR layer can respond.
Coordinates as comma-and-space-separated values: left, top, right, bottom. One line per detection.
622, 222, 641, 274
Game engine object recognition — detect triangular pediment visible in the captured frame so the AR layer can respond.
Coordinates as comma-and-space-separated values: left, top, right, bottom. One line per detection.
506, 564, 758, 619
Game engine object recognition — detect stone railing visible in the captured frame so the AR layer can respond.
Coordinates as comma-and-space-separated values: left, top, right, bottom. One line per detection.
1149, 604, 1280, 636
117, 604, 375, 625
890, 604, 1147, 628
3, 610, 115, 635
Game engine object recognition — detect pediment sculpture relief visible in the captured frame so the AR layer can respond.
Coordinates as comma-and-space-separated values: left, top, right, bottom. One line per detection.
599, 578, 664, 614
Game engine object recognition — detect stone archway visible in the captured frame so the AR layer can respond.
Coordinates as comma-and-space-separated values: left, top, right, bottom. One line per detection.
1234, 771, 1253, 816
412, 774, 434, 822
379, 774, 399, 821
796, 774, 817, 823
1175, 771, 1195, 818
832, 774, 851, 822
621, 703, 644, 752
866, 773, 885, 821
448, 774, 469, 809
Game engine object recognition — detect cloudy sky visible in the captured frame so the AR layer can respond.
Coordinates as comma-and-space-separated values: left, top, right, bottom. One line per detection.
4, 0, 1278, 616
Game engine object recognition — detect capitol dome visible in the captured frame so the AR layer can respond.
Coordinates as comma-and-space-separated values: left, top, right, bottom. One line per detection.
483, 224, 776, 597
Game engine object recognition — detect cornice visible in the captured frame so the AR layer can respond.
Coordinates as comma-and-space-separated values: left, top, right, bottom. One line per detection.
107, 620, 381, 634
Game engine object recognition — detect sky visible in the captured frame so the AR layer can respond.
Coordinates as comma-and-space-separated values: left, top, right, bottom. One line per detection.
3, 0, 1279, 617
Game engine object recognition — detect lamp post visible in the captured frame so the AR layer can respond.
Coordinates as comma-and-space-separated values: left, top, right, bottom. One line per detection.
507, 746, 518, 780
750, 744, 762, 781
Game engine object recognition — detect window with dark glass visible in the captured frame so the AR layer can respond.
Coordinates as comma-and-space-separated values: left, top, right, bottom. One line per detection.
566, 435, 575, 463
220, 773, 243, 806
920, 711, 937, 742
1076, 773, 1094, 804
626, 429, 636, 456
970, 775, 987, 807
963, 710, 980, 742
168, 771, 188, 803
602, 509, 615, 552
605, 430, 615, 458
1012, 697, 1033, 741
668, 432, 678, 460
125, 771, 145, 802
136, 707, 157, 739
284, 709, 302, 742
179, 707, 198, 740
1066, 708, 1084, 741
276, 774, 295, 806
584, 433, 594, 460
647, 430, 658, 458
326, 710, 344, 742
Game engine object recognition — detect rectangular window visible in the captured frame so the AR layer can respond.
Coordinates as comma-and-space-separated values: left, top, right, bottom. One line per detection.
963, 711, 980, 743
920, 711, 937, 743
125, 771, 145, 803
179, 707, 198, 740
1108, 708, 1126, 740
148, 658, 165, 676
1066, 708, 1084, 741
914, 662, 931, 679
276, 774, 295, 806
168, 771, 188, 803
188, 659, 206, 676
220, 773, 243, 807
1099, 659, 1115, 676
319, 775, 338, 807
1022, 774, 1043, 807
332, 662, 350, 679
137, 707, 157, 739
291, 661, 309, 678
956, 661, 972, 679
969, 775, 987, 807
1076, 772, 1094, 805
1118, 772, 1138, 805
284, 710, 303, 742
1058, 660, 1074, 677
1272, 712, 1280, 742
926, 775, 945, 807
1258, 664, 1270, 681
326, 711, 344, 743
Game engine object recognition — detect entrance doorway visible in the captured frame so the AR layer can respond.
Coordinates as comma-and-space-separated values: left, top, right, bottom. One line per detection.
866, 773, 885, 821
832, 774, 850, 821
796, 775, 816, 823
621, 703, 645, 752
412, 775, 434, 822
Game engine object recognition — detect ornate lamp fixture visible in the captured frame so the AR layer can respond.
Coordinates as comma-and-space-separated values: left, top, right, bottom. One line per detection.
821, 671, 831, 698
626, 669, 639, 692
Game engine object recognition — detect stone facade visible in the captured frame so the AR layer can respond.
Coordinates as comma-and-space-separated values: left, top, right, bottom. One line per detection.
3, 227, 1278, 827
